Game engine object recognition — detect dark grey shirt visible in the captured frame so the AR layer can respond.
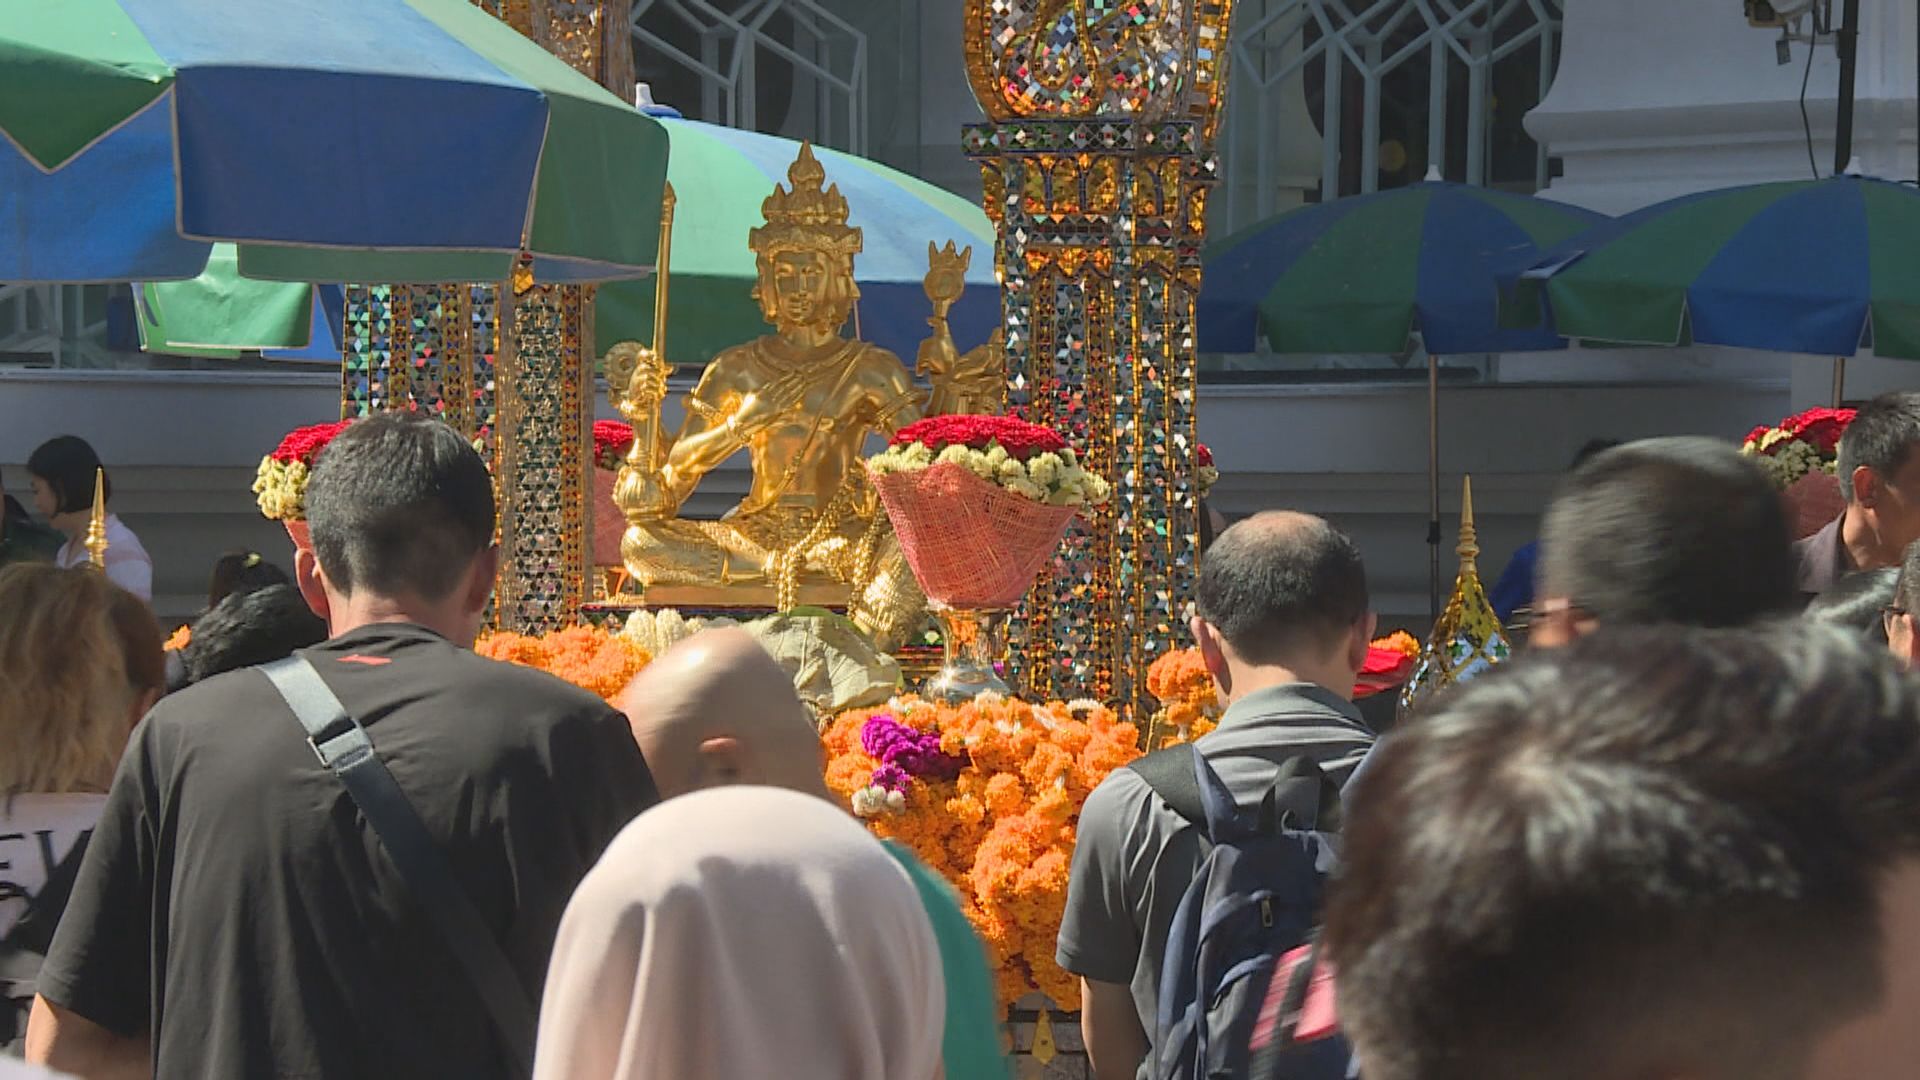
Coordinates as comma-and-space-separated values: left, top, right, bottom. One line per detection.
1055, 683, 1373, 1068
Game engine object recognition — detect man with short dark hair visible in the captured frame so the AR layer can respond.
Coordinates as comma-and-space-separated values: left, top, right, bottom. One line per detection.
1798, 392, 1920, 598
1059, 511, 1377, 1079
28, 413, 658, 1079
1531, 436, 1798, 646
1326, 622, 1920, 1080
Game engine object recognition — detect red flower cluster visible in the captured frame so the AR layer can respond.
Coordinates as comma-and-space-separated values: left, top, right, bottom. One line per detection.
593, 420, 635, 471
1197, 443, 1214, 467
268, 421, 353, 465
1784, 407, 1855, 455
1745, 407, 1857, 456
890, 414, 1068, 460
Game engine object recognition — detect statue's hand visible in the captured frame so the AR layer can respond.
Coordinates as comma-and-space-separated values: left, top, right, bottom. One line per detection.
615, 465, 678, 522
605, 341, 670, 417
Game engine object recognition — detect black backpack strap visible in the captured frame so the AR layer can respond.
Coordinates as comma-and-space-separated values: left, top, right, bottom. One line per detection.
1129, 743, 1206, 827
261, 656, 536, 1076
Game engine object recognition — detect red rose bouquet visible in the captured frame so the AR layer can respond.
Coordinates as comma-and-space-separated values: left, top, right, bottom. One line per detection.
253, 421, 353, 523
1742, 406, 1856, 487
1742, 407, 1856, 539
592, 420, 635, 472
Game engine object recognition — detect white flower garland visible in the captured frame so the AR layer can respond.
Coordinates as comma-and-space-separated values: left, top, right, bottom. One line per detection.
868, 440, 1112, 506
252, 458, 312, 521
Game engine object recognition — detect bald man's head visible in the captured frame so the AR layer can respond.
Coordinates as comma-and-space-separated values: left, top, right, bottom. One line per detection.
616, 627, 829, 800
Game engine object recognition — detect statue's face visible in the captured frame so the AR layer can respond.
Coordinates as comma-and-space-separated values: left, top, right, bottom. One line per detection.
769, 250, 834, 326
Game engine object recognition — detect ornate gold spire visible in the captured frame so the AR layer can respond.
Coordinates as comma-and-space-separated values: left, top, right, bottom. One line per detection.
750, 143, 862, 258
84, 467, 109, 570
1398, 475, 1512, 716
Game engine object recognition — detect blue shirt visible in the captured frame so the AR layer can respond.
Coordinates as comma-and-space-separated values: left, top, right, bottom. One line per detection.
1489, 540, 1538, 625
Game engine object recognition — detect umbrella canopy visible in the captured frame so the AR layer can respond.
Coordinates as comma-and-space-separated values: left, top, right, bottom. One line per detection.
133, 245, 344, 359
1199, 181, 1606, 356
0, 0, 668, 284
597, 118, 1000, 365
1507, 175, 1920, 360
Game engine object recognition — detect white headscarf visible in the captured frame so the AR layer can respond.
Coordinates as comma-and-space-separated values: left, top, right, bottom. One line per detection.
533, 786, 947, 1080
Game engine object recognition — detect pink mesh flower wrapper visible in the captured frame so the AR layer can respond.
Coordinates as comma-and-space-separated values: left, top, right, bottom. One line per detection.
870, 462, 1079, 608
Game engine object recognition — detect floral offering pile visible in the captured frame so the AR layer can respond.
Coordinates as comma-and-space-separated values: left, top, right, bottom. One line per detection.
1144, 647, 1219, 748
824, 695, 1145, 1009
592, 420, 635, 472
1197, 442, 1219, 497
1741, 406, 1855, 488
474, 625, 650, 702
868, 414, 1111, 507
253, 421, 354, 521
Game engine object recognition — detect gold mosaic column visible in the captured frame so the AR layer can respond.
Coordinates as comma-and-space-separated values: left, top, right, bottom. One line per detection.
961, 1, 1235, 713
484, 0, 629, 632
342, 1, 632, 632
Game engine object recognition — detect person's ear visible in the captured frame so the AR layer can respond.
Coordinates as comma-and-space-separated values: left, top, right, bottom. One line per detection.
294, 547, 332, 624
1348, 612, 1378, 674
1853, 465, 1878, 508
693, 736, 750, 788
1191, 615, 1232, 696
464, 545, 500, 616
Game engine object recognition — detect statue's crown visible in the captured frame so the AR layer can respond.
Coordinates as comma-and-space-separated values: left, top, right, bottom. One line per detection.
751, 143, 862, 257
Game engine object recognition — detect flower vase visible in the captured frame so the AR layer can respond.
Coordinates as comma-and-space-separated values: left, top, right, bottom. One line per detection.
926, 606, 1013, 701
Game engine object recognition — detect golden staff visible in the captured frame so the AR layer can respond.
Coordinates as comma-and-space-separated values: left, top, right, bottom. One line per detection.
84, 467, 108, 570
651, 182, 676, 368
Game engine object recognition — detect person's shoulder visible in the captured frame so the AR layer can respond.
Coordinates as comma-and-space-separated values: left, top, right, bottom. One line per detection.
1080, 759, 1155, 829
447, 645, 618, 716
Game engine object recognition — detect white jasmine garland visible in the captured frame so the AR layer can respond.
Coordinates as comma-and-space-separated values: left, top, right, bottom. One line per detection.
867, 437, 1111, 507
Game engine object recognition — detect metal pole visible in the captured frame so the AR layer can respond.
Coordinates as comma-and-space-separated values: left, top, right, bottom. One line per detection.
1428, 352, 1442, 625
1833, 0, 1861, 174
1833, 355, 1848, 406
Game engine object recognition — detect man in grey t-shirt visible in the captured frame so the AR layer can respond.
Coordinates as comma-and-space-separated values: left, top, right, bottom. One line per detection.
1057, 511, 1377, 1080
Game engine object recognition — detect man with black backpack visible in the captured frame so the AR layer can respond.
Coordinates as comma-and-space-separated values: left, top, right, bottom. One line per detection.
1058, 512, 1376, 1080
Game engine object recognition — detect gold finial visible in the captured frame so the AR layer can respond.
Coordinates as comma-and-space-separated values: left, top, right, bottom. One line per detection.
84, 467, 109, 570
1399, 474, 1512, 717
751, 143, 862, 258
1458, 474, 1479, 565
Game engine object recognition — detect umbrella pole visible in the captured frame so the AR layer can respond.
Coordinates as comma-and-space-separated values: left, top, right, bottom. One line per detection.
1428, 353, 1442, 625
1832, 356, 1847, 407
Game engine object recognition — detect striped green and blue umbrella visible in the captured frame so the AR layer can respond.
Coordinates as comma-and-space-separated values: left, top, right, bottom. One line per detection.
0, 0, 668, 284
1508, 175, 1920, 361
134, 117, 1001, 364
597, 117, 1000, 366
1197, 181, 1607, 622
1199, 180, 1606, 355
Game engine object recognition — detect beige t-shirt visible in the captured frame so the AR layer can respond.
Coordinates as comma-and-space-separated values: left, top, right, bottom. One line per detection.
0, 792, 108, 937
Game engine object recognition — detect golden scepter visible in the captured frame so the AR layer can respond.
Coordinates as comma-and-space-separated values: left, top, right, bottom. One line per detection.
606, 183, 677, 517
84, 467, 108, 570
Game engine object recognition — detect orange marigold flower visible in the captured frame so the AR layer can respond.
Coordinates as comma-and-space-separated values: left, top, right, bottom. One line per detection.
473, 626, 650, 702
163, 624, 192, 652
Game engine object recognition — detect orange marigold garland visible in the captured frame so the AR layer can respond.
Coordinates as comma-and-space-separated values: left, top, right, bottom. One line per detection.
824, 695, 1143, 1010
473, 625, 650, 701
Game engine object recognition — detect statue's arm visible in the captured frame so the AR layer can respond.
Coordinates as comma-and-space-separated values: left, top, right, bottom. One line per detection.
870, 357, 927, 436
659, 368, 747, 505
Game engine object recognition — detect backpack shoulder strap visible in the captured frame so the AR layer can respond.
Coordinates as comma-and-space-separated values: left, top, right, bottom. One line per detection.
1129, 743, 1206, 828
260, 656, 536, 1077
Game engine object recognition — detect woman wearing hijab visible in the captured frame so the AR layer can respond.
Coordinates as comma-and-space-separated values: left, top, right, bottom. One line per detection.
534, 786, 947, 1080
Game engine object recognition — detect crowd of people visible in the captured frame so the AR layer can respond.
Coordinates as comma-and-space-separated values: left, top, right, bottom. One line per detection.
6, 396, 1920, 1079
